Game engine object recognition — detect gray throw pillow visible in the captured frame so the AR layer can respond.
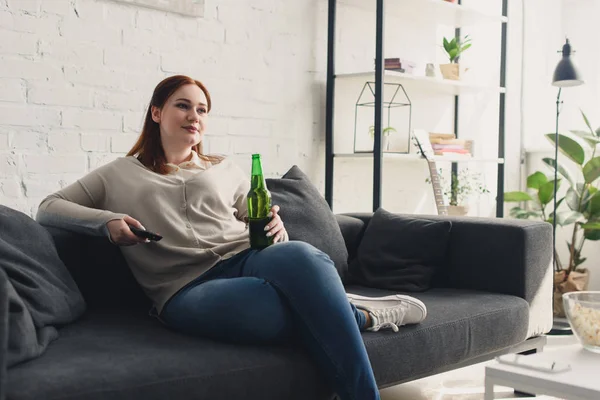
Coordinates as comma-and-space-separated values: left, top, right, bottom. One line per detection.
349, 208, 452, 291
266, 166, 349, 281
0, 205, 86, 371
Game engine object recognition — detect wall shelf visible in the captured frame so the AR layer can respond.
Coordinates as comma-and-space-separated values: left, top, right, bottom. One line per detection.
336, 71, 506, 96
334, 153, 505, 164
338, 0, 507, 27
423, 0, 508, 27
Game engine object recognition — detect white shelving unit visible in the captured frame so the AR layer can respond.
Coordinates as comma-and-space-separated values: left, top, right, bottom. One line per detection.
324, 0, 509, 215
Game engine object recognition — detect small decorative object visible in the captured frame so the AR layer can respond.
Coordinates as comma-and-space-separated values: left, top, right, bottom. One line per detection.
426, 168, 489, 216
563, 291, 600, 353
354, 82, 412, 153
425, 63, 437, 78
383, 58, 404, 72
443, 0, 458, 3
380, 58, 416, 74
440, 35, 472, 80
429, 132, 473, 156
368, 126, 396, 151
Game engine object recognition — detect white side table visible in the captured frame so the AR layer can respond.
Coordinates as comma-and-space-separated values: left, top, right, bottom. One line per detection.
484, 346, 600, 400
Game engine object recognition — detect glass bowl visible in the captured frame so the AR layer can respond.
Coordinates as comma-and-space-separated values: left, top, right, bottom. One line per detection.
562, 291, 600, 353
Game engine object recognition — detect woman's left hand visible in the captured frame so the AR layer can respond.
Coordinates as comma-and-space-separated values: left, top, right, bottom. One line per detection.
265, 205, 287, 243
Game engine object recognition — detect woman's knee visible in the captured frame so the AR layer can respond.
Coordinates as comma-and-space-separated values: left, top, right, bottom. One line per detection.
276, 241, 333, 265
266, 241, 338, 280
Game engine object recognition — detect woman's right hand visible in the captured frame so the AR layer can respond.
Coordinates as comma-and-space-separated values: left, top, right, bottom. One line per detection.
106, 216, 149, 246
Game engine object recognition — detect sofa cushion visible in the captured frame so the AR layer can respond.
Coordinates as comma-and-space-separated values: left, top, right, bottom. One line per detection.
345, 286, 529, 386
7, 287, 530, 400
267, 166, 349, 281
349, 208, 452, 291
6, 310, 332, 400
0, 206, 86, 370
335, 214, 366, 264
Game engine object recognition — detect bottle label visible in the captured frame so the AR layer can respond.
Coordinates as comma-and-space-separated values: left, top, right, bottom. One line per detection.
248, 217, 273, 249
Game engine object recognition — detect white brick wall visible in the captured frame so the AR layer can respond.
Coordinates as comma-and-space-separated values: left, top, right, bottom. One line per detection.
0, 78, 26, 103
0, 0, 325, 216
0, 0, 531, 238
0, 131, 9, 150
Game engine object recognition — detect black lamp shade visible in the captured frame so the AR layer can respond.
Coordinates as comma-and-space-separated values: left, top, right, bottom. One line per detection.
552, 39, 584, 87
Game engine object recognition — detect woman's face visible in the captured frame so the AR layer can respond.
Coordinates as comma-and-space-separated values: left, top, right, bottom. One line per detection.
152, 84, 208, 151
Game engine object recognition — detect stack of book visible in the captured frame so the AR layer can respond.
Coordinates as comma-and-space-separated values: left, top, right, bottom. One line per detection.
428, 133, 473, 157
382, 58, 415, 74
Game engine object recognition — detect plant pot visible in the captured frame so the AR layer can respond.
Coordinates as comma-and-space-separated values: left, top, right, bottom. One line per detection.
447, 205, 469, 216
382, 135, 390, 151
439, 63, 460, 80
371, 136, 391, 152
553, 269, 590, 317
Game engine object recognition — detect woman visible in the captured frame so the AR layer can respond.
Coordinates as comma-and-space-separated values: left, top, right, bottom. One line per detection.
37, 75, 426, 400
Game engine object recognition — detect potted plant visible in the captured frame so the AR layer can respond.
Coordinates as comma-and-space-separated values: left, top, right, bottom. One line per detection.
427, 168, 489, 215
440, 35, 471, 80
368, 125, 397, 152
504, 110, 600, 316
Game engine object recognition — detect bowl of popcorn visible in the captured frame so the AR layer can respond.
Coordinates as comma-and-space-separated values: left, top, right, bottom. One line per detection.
563, 291, 600, 353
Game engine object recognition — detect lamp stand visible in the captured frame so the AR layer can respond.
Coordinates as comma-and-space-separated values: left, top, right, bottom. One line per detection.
548, 87, 572, 336
552, 87, 561, 273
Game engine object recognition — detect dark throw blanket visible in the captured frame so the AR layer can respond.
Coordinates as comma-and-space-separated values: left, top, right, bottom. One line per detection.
0, 205, 86, 400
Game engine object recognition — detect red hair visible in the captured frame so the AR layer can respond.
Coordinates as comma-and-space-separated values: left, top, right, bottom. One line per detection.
127, 75, 222, 174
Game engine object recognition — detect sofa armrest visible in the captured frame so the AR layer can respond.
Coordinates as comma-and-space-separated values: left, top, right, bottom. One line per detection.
342, 213, 554, 337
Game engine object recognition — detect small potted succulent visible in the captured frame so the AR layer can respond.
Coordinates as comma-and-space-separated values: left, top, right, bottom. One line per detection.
368, 125, 397, 152
440, 35, 472, 80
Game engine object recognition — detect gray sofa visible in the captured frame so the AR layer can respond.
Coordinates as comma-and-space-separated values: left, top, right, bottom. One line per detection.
5, 212, 553, 400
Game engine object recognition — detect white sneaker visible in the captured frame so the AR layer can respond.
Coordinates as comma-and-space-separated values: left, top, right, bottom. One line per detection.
347, 293, 427, 332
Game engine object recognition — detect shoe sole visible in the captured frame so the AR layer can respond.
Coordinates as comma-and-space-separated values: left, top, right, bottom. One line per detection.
346, 293, 427, 323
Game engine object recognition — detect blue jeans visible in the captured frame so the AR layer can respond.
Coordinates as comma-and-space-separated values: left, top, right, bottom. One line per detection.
160, 241, 379, 400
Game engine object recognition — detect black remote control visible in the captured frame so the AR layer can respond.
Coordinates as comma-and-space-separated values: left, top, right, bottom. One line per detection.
129, 225, 163, 241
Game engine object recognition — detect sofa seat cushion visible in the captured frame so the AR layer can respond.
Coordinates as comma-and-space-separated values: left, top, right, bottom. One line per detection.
8, 289, 530, 399
345, 286, 529, 387
7, 311, 332, 400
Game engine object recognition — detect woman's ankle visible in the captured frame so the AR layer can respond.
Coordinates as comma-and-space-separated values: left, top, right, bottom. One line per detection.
361, 310, 372, 330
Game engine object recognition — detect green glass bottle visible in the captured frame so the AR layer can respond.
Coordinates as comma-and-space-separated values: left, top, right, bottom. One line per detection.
247, 154, 273, 249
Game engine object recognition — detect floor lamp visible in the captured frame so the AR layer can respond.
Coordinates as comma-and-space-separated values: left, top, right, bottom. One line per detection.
549, 38, 584, 334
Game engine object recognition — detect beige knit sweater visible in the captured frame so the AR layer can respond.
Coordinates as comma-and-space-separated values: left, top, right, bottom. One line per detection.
37, 156, 254, 313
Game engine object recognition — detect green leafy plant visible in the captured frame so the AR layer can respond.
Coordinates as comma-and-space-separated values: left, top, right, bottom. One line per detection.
505, 110, 600, 276
442, 35, 472, 63
427, 168, 489, 206
368, 125, 396, 139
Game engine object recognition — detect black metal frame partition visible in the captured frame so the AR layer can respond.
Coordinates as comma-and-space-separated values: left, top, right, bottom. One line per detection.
324, 0, 508, 217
